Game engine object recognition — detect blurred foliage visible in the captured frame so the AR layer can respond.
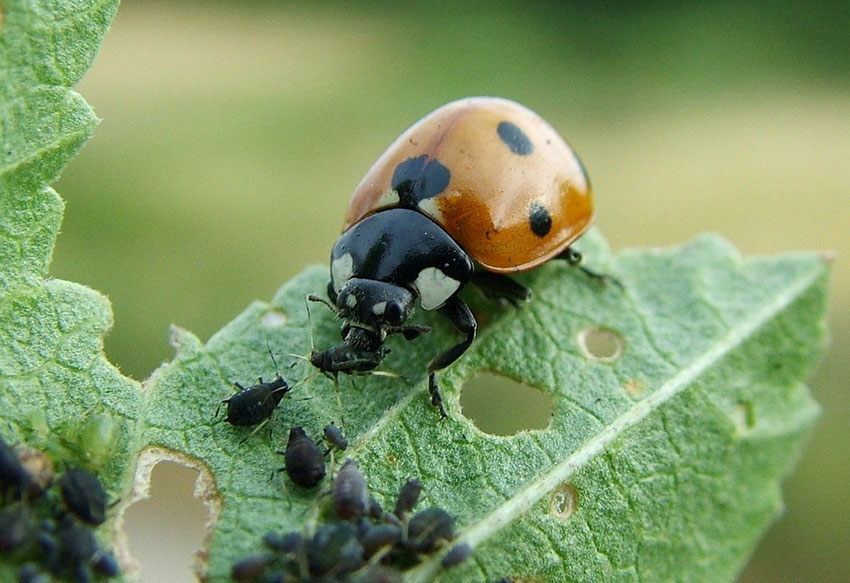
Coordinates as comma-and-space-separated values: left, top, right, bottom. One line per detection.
48, 1, 848, 582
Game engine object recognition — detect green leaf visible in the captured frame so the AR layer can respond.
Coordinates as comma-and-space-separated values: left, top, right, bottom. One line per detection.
0, 3, 829, 583
0, 0, 137, 579
143, 231, 826, 583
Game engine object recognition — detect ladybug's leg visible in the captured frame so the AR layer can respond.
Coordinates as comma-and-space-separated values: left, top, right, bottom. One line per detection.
385, 324, 431, 341
427, 296, 477, 418
471, 272, 531, 306
556, 248, 623, 289
326, 282, 338, 304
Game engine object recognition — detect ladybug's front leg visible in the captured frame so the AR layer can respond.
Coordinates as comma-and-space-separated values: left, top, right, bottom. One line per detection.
427, 295, 477, 418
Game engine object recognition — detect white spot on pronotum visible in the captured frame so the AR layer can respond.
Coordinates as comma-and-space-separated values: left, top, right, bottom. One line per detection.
331, 253, 354, 294
377, 187, 400, 208
413, 267, 460, 311
549, 483, 578, 520
577, 327, 624, 363
416, 197, 441, 220
372, 301, 387, 316
346, 294, 357, 308
260, 309, 287, 328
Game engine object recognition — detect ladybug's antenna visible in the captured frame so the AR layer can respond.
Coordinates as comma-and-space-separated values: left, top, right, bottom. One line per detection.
307, 294, 336, 313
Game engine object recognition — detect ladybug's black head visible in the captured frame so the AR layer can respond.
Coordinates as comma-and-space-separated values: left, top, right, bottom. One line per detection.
336, 278, 414, 330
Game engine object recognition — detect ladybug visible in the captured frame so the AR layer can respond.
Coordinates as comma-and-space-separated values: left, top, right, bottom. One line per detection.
314, 97, 596, 416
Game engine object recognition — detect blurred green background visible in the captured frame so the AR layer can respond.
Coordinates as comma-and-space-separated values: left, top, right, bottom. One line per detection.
50, 1, 848, 582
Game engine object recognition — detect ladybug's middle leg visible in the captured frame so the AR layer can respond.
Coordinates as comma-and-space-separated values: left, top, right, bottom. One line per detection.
426, 295, 477, 418
471, 271, 531, 306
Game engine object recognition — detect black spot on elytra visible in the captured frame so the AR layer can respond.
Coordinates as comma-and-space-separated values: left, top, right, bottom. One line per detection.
497, 121, 533, 156
392, 155, 451, 206
529, 202, 552, 237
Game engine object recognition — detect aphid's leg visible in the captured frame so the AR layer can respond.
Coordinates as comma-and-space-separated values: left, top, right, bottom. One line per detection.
332, 373, 346, 429
556, 247, 624, 289
270, 465, 293, 509
427, 296, 477, 418
471, 271, 531, 306
238, 418, 270, 445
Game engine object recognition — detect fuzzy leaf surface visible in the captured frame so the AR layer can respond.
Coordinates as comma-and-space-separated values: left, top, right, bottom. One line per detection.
0, 3, 829, 583
145, 230, 827, 583
0, 1, 138, 582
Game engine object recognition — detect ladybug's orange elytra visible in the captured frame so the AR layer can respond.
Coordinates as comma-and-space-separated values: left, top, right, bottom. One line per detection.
344, 97, 593, 272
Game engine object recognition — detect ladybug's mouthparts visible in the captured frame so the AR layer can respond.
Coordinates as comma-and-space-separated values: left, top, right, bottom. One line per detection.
343, 325, 383, 352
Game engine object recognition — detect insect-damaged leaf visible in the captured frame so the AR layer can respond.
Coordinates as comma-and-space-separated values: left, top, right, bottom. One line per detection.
0, 2, 829, 582
144, 230, 827, 583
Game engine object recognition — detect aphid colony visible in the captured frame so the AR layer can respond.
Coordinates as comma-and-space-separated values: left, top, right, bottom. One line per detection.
0, 434, 119, 583
232, 454, 470, 582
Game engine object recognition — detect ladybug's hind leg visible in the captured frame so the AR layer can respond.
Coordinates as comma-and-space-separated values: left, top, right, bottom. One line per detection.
556, 248, 623, 289
471, 271, 531, 306
427, 295, 477, 418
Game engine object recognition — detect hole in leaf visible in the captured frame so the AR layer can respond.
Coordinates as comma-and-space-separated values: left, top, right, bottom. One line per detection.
460, 372, 552, 435
577, 327, 624, 362
261, 309, 288, 328
123, 461, 210, 583
731, 400, 756, 433
549, 483, 578, 520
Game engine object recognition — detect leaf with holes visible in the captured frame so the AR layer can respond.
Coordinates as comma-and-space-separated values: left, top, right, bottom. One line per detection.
143, 230, 828, 583
0, 2, 830, 583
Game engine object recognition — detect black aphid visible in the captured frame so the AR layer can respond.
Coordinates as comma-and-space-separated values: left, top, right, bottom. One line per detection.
440, 541, 473, 568
58, 469, 108, 525
360, 523, 402, 559
406, 508, 456, 553
307, 521, 364, 577
92, 551, 120, 577
282, 428, 326, 488
17, 564, 51, 583
230, 552, 275, 582
323, 423, 348, 451
393, 478, 422, 519
262, 531, 303, 554
217, 343, 294, 434
0, 503, 34, 551
0, 435, 34, 497
333, 459, 369, 521
218, 373, 290, 428
368, 496, 384, 520
50, 519, 100, 583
